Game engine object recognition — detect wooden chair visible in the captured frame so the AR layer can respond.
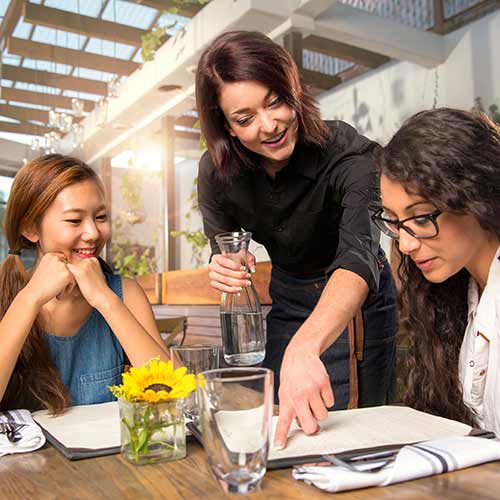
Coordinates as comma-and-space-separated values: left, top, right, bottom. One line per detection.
156, 316, 187, 348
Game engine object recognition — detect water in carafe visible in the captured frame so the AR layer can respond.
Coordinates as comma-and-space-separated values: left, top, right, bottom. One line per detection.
215, 232, 265, 366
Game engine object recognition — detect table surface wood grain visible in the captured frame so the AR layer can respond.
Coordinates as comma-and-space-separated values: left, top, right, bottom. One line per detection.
1, 439, 500, 500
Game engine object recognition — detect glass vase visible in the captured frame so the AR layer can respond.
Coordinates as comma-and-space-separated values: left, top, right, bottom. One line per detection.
118, 398, 186, 465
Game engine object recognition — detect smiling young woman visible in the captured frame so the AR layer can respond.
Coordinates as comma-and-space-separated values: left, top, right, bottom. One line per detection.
0, 154, 168, 414
195, 30, 398, 449
375, 108, 500, 435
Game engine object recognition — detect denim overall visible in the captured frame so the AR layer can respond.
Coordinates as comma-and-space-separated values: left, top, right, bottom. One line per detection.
263, 248, 398, 408
46, 273, 124, 406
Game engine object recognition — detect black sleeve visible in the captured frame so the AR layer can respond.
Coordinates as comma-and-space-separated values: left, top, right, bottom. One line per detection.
198, 151, 240, 259
325, 125, 381, 295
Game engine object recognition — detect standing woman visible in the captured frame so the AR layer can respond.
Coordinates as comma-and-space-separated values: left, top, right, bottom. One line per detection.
374, 108, 500, 434
196, 30, 397, 447
0, 154, 168, 413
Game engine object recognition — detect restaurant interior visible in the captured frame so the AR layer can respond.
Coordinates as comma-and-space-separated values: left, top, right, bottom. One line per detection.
0, 0, 499, 498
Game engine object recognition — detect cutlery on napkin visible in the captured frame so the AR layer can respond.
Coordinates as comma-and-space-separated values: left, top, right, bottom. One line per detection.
293, 435, 500, 493
0, 409, 46, 457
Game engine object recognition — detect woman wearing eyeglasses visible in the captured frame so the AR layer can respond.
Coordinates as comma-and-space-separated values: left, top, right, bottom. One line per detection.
373, 107, 500, 435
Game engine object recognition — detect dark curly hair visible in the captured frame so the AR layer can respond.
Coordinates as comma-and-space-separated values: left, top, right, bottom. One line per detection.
376, 108, 500, 425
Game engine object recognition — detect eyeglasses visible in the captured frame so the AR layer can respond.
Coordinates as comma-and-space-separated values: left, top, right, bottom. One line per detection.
371, 209, 442, 239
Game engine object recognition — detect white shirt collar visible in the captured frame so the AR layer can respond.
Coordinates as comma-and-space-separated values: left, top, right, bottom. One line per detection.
469, 245, 500, 341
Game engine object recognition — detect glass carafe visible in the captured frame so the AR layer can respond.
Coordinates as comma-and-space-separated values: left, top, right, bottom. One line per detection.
215, 231, 265, 366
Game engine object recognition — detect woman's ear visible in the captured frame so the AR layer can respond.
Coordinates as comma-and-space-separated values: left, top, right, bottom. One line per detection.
22, 226, 40, 244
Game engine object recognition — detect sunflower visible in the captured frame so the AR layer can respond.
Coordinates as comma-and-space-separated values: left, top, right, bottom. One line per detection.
109, 359, 196, 403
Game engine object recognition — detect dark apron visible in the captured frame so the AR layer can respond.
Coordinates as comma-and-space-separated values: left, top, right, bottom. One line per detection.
262, 248, 398, 409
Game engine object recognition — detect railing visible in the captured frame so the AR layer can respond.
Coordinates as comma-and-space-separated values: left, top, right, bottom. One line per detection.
302, 0, 489, 77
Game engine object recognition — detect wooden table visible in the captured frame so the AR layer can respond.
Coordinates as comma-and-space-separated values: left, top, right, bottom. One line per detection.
1, 440, 500, 499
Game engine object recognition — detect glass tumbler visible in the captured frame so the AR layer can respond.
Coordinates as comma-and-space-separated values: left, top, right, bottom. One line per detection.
197, 368, 274, 494
170, 344, 220, 422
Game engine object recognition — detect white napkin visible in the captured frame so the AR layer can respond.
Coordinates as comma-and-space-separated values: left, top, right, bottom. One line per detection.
0, 409, 46, 457
293, 436, 500, 493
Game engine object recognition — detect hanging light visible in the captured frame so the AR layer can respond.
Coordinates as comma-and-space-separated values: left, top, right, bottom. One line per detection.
107, 75, 122, 98
30, 138, 41, 151
95, 98, 108, 128
71, 123, 84, 149
71, 98, 84, 117
58, 113, 74, 134
48, 109, 60, 128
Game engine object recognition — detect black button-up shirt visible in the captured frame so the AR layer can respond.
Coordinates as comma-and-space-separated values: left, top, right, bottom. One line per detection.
198, 121, 382, 294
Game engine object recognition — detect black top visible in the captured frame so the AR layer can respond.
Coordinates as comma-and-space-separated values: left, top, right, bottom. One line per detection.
198, 120, 382, 294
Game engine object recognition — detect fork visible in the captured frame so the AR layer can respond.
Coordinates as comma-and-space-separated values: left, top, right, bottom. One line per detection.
321, 453, 397, 474
0, 421, 26, 443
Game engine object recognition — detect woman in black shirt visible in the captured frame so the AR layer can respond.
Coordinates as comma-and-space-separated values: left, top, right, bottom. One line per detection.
196, 30, 397, 448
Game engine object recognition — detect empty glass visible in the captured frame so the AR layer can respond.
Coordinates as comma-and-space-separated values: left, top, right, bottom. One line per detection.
215, 231, 265, 366
170, 344, 219, 422
197, 368, 274, 494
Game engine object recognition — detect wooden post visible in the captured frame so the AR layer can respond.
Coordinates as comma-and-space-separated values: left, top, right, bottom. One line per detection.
283, 31, 303, 70
101, 156, 113, 265
161, 115, 177, 271
433, 0, 445, 34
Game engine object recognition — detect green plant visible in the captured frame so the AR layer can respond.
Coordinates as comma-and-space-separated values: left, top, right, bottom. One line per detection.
140, 1, 210, 62
472, 97, 500, 125
170, 176, 208, 268
111, 215, 157, 278
111, 168, 158, 277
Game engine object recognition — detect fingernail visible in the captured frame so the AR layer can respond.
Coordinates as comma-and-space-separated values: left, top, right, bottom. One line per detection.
274, 442, 284, 450
240, 266, 246, 271
245, 280, 251, 286
250, 266, 256, 273
246, 273, 251, 278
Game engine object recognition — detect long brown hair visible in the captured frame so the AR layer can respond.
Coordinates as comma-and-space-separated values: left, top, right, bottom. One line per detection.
195, 30, 331, 179
376, 108, 500, 425
0, 154, 108, 414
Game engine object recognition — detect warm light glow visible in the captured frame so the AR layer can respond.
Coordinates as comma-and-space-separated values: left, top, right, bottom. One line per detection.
111, 147, 185, 171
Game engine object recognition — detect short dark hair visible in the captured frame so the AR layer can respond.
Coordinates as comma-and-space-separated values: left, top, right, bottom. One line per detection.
376, 108, 500, 425
195, 30, 330, 179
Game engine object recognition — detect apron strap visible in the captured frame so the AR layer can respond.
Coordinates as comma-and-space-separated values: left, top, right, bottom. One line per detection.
347, 309, 364, 409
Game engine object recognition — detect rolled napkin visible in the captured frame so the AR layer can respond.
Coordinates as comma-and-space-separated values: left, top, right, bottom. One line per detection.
0, 409, 46, 457
293, 436, 500, 493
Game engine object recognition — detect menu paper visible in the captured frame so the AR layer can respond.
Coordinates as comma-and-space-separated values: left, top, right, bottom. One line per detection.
33, 401, 120, 450
268, 405, 472, 460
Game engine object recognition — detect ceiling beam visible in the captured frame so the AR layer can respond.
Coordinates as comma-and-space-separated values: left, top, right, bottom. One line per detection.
301, 68, 341, 90
313, 2, 447, 67
2, 64, 107, 96
0, 104, 49, 124
134, 0, 204, 18
23, 2, 148, 47
0, 104, 84, 125
0, 0, 24, 46
303, 35, 390, 68
1, 88, 95, 113
8, 38, 140, 77
0, 121, 52, 137
174, 129, 200, 141
175, 115, 198, 128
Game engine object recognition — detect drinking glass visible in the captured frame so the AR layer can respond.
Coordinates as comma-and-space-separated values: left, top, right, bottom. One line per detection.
197, 368, 273, 494
170, 344, 219, 421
